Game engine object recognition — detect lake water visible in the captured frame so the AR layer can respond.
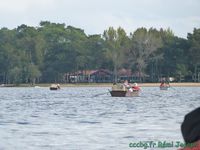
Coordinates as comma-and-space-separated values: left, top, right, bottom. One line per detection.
0, 87, 199, 150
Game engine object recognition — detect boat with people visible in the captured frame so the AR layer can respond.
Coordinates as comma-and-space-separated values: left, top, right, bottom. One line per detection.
110, 90, 139, 97
109, 81, 141, 97
50, 84, 61, 90
159, 80, 170, 90
160, 86, 170, 90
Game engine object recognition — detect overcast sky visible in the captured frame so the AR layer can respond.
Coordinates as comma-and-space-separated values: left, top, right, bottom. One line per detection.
0, 0, 200, 38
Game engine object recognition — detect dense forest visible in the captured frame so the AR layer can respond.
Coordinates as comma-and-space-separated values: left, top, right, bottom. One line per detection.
0, 21, 200, 84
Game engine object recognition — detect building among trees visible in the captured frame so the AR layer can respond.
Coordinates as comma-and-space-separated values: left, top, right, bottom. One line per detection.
0, 22, 200, 84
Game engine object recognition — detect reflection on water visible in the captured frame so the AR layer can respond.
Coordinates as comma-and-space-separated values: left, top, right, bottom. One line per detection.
0, 87, 199, 150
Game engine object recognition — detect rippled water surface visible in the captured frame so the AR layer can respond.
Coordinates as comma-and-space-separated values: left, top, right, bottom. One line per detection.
0, 87, 199, 150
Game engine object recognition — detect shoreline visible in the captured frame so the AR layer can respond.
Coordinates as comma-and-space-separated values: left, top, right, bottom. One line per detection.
61, 82, 200, 87
1, 82, 200, 87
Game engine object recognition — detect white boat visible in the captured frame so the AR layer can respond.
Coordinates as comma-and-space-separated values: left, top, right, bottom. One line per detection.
50, 84, 61, 90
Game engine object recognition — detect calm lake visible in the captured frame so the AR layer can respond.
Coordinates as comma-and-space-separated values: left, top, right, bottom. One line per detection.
0, 87, 199, 150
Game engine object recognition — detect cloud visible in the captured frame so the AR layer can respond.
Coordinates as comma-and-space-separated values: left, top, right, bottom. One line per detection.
0, 0, 199, 37
0, 0, 55, 12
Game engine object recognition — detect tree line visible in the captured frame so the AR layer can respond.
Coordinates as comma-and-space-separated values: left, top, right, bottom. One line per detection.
0, 21, 200, 84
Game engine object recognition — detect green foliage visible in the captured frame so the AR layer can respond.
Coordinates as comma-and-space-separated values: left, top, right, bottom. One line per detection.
9, 67, 23, 84
103, 27, 129, 82
26, 64, 41, 84
128, 28, 163, 81
188, 28, 200, 66
0, 21, 199, 83
160, 36, 189, 77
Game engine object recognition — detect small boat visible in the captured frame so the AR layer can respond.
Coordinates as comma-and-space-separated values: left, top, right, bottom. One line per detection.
50, 84, 60, 90
159, 81, 170, 90
110, 83, 140, 97
109, 90, 126, 97
110, 90, 139, 97
34, 86, 40, 88
160, 86, 170, 90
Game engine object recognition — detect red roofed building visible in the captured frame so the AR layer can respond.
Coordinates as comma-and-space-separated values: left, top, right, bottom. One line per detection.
65, 68, 149, 83
65, 69, 113, 83
118, 68, 149, 82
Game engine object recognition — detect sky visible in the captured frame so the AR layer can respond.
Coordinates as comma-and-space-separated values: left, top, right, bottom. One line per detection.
0, 0, 200, 38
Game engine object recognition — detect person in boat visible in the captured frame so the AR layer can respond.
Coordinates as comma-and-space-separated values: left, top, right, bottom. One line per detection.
160, 80, 170, 87
160, 80, 164, 87
179, 107, 200, 150
123, 80, 131, 88
132, 83, 141, 91
112, 82, 118, 90
160, 80, 166, 87
123, 80, 136, 92
57, 84, 61, 89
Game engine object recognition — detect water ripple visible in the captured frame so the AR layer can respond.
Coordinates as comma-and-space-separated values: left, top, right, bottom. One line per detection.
0, 87, 199, 149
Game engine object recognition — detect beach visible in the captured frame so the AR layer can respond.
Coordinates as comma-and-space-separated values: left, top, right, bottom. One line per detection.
2, 82, 200, 87
40, 82, 200, 87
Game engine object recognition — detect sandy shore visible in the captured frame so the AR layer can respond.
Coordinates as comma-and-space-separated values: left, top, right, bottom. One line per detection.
38, 82, 200, 87
1, 82, 200, 87
139, 82, 200, 87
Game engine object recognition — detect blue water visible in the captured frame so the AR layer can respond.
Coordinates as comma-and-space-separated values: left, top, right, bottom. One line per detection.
0, 87, 199, 150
